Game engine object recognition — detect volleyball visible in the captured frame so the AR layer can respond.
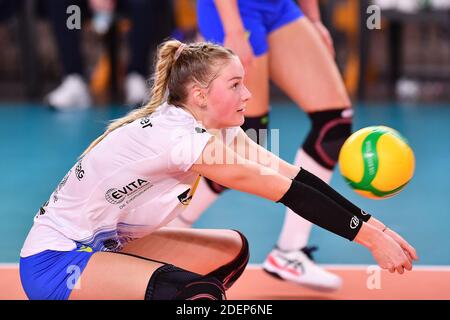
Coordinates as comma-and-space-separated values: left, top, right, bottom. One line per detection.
338, 126, 415, 199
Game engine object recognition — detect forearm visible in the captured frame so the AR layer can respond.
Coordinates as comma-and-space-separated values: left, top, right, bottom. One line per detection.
290, 168, 394, 238
297, 0, 321, 22
193, 137, 366, 241
214, 0, 245, 34
278, 179, 364, 241
294, 168, 373, 222
249, 143, 299, 180
203, 161, 291, 202
242, 143, 378, 238
196, 157, 364, 241
191, 137, 291, 201
235, 128, 299, 179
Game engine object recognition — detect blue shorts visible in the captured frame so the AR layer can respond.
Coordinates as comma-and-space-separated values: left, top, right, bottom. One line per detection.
20, 243, 95, 300
197, 0, 304, 56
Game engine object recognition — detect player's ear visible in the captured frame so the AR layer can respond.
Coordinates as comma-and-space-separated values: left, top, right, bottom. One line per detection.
192, 85, 207, 108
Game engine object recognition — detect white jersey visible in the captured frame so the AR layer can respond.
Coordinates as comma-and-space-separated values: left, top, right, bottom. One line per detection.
21, 103, 240, 257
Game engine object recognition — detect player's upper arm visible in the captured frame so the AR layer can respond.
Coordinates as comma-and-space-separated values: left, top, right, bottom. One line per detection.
231, 127, 299, 179
190, 135, 290, 201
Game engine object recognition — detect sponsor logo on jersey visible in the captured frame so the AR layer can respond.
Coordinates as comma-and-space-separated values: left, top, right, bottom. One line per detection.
140, 116, 152, 129
105, 178, 153, 206
177, 188, 193, 205
53, 170, 72, 203
75, 159, 85, 181
77, 245, 93, 253
36, 200, 49, 218
177, 176, 201, 206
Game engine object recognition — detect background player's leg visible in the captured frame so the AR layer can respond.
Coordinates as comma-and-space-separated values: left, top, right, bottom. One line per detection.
262, 17, 352, 290
269, 18, 350, 113
42, 0, 91, 110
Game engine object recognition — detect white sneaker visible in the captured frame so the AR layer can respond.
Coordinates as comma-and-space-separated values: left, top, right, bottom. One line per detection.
46, 74, 92, 111
125, 72, 148, 107
263, 246, 342, 292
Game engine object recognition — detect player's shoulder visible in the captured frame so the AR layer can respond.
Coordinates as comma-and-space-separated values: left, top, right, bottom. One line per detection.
128, 103, 210, 142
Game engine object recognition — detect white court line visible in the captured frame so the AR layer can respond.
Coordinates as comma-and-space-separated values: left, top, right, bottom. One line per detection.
1, 263, 450, 271
0, 263, 19, 269
247, 264, 450, 271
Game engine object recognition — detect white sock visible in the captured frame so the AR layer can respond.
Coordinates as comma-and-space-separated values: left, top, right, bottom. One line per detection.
276, 149, 333, 251
167, 177, 220, 228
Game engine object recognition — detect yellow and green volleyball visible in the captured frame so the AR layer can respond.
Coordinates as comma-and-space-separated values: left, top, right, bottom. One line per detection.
338, 126, 415, 199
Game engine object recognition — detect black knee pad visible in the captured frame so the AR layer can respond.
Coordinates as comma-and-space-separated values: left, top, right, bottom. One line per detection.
303, 108, 353, 170
241, 113, 269, 146
204, 113, 270, 194
145, 264, 226, 300
206, 230, 249, 290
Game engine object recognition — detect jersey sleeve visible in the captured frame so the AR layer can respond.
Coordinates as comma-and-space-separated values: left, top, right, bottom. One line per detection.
165, 126, 240, 173
167, 129, 213, 172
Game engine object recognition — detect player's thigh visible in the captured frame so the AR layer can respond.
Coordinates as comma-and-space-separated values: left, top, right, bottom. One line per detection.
197, 1, 270, 116
244, 54, 270, 116
69, 251, 162, 300
120, 227, 244, 275
268, 17, 351, 112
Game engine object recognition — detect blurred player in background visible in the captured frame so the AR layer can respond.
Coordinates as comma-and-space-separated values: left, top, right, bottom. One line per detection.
44, 0, 173, 110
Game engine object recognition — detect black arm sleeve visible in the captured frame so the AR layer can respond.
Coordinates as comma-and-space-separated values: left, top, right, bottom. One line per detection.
277, 180, 363, 241
294, 168, 372, 222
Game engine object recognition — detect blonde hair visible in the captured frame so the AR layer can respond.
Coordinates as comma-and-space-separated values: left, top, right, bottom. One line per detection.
81, 40, 235, 157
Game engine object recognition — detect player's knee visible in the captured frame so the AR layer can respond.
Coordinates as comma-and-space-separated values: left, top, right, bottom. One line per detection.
303, 108, 353, 169
145, 264, 226, 300
207, 230, 249, 290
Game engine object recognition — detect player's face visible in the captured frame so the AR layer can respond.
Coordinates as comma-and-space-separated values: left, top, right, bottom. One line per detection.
205, 56, 251, 128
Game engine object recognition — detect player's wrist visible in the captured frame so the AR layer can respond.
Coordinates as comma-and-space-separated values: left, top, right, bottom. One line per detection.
366, 216, 387, 232
354, 223, 383, 249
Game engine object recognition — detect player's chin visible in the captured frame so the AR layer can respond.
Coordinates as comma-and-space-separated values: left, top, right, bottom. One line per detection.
231, 113, 245, 127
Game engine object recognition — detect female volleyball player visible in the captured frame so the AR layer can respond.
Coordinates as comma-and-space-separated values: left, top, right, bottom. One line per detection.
168, 0, 360, 291
20, 40, 417, 300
